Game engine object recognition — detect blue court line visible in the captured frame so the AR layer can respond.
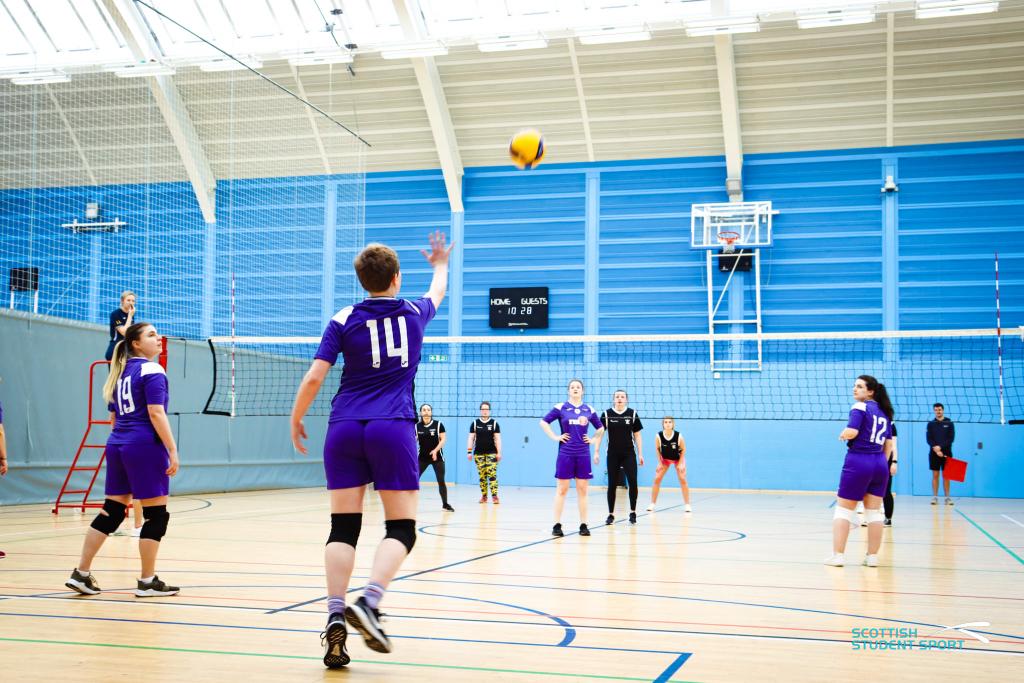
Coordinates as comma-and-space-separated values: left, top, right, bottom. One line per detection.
0, 611, 683, 658
956, 509, 1024, 567
387, 589, 576, 647
266, 503, 684, 614
828, 500, 836, 508
401, 577, 1024, 642
655, 654, 692, 683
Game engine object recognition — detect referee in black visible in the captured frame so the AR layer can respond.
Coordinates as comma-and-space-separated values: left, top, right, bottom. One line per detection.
597, 390, 644, 525
417, 403, 453, 511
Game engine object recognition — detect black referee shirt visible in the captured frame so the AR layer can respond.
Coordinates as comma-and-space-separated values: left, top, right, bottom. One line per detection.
470, 418, 500, 454
416, 419, 445, 459
601, 407, 643, 454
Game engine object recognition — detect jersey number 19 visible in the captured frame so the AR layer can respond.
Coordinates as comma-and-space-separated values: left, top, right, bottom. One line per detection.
366, 317, 409, 368
116, 376, 136, 415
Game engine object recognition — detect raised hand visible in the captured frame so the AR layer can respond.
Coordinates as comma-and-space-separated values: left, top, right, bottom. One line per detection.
420, 230, 453, 267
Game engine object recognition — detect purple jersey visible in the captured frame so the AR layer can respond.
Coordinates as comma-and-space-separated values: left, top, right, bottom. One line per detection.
543, 401, 604, 457
315, 296, 437, 421
107, 357, 168, 445
845, 400, 892, 455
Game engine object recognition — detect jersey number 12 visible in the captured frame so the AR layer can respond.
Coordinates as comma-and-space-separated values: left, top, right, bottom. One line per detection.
869, 415, 889, 446
366, 317, 409, 368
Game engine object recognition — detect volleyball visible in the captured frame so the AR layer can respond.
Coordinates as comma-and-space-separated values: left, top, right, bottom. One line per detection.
509, 129, 545, 169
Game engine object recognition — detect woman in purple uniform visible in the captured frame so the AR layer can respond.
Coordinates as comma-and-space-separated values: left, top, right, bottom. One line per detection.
66, 322, 181, 597
540, 379, 605, 538
825, 374, 894, 568
291, 232, 450, 668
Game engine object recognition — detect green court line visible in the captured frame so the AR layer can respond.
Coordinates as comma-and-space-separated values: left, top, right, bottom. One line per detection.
0, 637, 696, 682
956, 509, 1024, 566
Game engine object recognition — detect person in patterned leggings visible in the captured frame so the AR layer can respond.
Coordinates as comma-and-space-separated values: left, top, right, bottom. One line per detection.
467, 401, 502, 504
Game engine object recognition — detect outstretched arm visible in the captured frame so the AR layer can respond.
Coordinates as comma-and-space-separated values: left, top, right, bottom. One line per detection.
421, 231, 454, 309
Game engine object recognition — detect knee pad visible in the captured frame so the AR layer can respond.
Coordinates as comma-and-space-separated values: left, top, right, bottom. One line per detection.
384, 519, 416, 553
140, 505, 170, 541
327, 513, 362, 547
833, 506, 858, 525
864, 508, 885, 525
90, 499, 128, 535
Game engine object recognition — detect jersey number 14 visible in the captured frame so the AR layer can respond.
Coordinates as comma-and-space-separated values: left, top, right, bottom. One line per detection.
366, 317, 409, 368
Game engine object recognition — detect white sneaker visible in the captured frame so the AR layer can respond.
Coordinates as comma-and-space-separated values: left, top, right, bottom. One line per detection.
931, 497, 938, 505
945, 497, 954, 506
684, 504, 692, 513
130, 526, 142, 538
863, 554, 879, 567
646, 503, 655, 512
824, 553, 845, 567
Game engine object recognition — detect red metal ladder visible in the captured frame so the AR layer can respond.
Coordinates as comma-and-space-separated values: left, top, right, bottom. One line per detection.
52, 360, 111, 514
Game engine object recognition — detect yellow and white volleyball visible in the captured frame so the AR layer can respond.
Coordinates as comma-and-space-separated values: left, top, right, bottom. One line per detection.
508, 129, 545, 170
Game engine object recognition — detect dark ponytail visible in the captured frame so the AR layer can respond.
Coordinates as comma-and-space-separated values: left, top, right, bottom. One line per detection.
858, 374, 894, 421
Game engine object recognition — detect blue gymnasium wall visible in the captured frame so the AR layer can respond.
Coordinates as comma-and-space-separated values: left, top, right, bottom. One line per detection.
1, 139, 1023, 505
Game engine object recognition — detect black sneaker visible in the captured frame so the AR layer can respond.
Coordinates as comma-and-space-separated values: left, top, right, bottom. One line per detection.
629, 512, 637, 524
605, 514, 614, 525
345, 596, 392, 653
135, 575, 180, 597
442, 504, 455, 512
65, 568, 101, 595
579, 523, 591, 537
552, 523, 564, 537
321, 612, 350, 668
883, 518, 892, 527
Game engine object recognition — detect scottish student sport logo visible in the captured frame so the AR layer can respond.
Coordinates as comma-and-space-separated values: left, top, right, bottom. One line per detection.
851, 622, 991, 651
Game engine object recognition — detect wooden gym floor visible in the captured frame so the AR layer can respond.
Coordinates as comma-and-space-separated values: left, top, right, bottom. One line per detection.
1, 486, 1022, 682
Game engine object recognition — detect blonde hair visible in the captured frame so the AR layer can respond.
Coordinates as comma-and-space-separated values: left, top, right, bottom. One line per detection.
102, 322, 150, 404
120, 290, 136, 303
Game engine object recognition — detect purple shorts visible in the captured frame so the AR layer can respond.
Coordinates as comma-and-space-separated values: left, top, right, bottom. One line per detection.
555, 455, 593, 480
104, 440, 169, 500
837, 451, 890, 501
324, 419, 419, 491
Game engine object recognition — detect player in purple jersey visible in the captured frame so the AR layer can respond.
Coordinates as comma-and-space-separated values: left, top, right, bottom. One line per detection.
291, 231, 451, 668
540, 379, 605, 538
66, 322, 181, 598
825, 374, 894, 568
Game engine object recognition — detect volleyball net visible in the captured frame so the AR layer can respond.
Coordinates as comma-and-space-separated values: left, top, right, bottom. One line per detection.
204, 328, 1023, 424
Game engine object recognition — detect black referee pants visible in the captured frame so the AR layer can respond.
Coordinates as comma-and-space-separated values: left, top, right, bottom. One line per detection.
607, 450, 639, 513
418, 457, 449, 506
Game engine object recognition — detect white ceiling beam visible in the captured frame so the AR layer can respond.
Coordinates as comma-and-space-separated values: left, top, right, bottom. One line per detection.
886, 12, 895, 146
44, 84, 99, 186
713, 33, 744, 202
393, 0, 464, 213
102, 0, 217, 224
566, 39, 595, 162
290, 65, 332, 174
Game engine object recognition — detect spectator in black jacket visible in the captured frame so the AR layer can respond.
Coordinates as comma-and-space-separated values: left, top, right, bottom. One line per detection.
927, 403, 955, 506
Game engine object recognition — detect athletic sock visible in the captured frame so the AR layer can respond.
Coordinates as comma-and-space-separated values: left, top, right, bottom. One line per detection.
140, 575, 155, 583
327, 596, 346, 617
363, 582, 385, 610
78, 570, 90, 577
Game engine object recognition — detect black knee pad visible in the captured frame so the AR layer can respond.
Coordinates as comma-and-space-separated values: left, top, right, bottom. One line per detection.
384, 519, 416, 553
140, 505, 170, 541
327, 513, 362, 547
90, 499, 128, 535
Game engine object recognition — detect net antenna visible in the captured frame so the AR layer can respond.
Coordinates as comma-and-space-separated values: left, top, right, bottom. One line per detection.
691, 201, 775, 372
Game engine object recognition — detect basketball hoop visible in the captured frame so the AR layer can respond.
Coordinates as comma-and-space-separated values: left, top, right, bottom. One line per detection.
718, 230, 740, 254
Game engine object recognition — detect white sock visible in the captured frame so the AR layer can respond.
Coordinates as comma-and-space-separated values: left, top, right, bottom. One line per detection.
78, 570, 90, 577
140, 575, 155, 583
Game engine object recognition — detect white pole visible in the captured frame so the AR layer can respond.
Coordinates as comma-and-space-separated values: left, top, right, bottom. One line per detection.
995, 252, 1005, 425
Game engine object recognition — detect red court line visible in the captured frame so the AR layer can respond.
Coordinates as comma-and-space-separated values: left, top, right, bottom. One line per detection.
8, 555, 1021, 602
429, 569, 1024, 602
